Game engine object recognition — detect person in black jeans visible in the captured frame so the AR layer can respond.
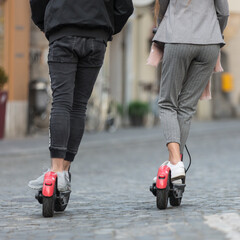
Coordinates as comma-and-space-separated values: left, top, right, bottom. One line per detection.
28, 0, 134, 191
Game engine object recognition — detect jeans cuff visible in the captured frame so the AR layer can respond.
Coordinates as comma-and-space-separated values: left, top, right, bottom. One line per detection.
50, 148, 66, 159
65, 151, 76, 162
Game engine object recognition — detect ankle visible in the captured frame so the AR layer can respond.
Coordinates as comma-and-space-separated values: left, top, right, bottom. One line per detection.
51, 168, 64, 173
63, 160, 71, 171
51, 158, 64, 173
169, 159, 181, 165
167, 142, 181, 165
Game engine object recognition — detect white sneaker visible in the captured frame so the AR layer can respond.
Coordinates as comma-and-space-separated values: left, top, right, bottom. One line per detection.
171, 179, 183, 184
28, 170, 71, 192
57, 171, 71, 192
153, 161, 185, 183
167, 161, 185, 181
64, 171, 71, 191
153, 176, 183, 184
153, 176, 157, 183
28, 170, 50, 190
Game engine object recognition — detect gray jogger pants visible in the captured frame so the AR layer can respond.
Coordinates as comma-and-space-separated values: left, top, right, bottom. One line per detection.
158, 44, 220, 153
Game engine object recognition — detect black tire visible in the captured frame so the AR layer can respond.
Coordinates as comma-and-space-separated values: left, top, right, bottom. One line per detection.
42, 184, 56, 218
54, 201, 67, 212
169, 195, 182, 207
54, 192, 71, 212
170, 178, 184, 207
156, 177, 170, 210
42, 196, 55, 217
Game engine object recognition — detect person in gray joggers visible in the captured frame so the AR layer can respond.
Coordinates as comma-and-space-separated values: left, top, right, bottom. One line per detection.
152, 0, 229, 181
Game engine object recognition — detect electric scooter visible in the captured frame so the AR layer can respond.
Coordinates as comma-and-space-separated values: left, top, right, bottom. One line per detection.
150, 146, 191, 210
35, 171, 71, 217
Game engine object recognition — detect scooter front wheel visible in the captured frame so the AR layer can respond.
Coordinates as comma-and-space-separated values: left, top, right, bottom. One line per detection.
156, 177, 170, 210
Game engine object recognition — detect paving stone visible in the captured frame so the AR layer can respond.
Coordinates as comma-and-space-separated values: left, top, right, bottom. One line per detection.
0, 120, 240, 239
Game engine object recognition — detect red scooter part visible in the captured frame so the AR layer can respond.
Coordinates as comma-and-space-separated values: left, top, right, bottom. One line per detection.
150, 146, 191, 210
155, 165, 171, 210
156, 165, 171, 189
42, 172, 57, 197
42, 171, 57, 217
35, 171, 71, 218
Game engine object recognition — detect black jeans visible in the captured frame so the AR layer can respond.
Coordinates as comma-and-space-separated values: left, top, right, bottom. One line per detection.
48, 36, 106, 162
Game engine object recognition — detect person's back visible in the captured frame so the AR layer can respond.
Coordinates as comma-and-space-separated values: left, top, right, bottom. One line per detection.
31, 0, 134, 43
153, 0, 229, 47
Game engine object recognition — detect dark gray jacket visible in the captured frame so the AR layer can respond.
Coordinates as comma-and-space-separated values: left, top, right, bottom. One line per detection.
30, 0, 134, 43
153, 0, 229, 47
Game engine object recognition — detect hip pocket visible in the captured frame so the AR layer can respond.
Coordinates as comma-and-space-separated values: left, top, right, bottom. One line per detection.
48, 36, 78, 63
88, 39, 107, 67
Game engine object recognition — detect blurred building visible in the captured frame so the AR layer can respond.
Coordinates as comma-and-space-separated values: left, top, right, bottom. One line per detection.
223, 0, 240, 117
0, 0, 30, 138
197, 0, 240, 120
0, 2, 3, 64
0, 0, 240, 138
96, 0, 157, 129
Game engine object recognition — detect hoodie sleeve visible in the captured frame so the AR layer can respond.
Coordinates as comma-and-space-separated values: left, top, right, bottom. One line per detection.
215, 0, 229, 34
30, 0, 49, 32
158, 0, 170, 25
113, 0, 134, 35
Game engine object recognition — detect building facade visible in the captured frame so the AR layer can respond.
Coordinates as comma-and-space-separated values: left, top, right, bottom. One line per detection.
197, 0, 240, 119
0, 0, 30, 138
0, 2, 4, 65
224, 0, 240, 117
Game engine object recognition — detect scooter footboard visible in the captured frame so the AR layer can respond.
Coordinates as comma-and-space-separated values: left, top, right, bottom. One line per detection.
171, 183, 186, 199
156, 165, 171, 189
42, 171, 57, 197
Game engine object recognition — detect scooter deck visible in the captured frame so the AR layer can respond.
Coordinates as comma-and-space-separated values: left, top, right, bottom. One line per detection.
170, 183, 186, 199
150, 182, 186, 198
35, 190, 71, 206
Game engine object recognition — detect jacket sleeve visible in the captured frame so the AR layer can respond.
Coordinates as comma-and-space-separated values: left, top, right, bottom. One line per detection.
30, 0, 49, 32
113, 0, 134, 35
215, 0, 229, 34
157, 0, 170, 25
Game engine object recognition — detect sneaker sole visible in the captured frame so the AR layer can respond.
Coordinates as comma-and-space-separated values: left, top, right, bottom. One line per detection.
28, 182, 71, 193
28, 183, 42, 190
58, 187, 71, 192
171, 175, 186, 181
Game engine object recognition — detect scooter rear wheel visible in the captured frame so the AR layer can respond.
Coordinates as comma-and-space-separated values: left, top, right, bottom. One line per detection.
156, 176, 170, 210
170, 178, 185, 207
54, 192, 71, 212
42, 184, 56, 217
169, 195, 182, 206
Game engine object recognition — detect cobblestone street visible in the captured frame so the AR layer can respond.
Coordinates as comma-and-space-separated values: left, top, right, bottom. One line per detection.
0, 120, 240, 240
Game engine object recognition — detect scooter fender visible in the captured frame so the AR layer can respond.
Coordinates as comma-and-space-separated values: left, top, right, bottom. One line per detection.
156, 165, 170, 189
42, 172, 57, 197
